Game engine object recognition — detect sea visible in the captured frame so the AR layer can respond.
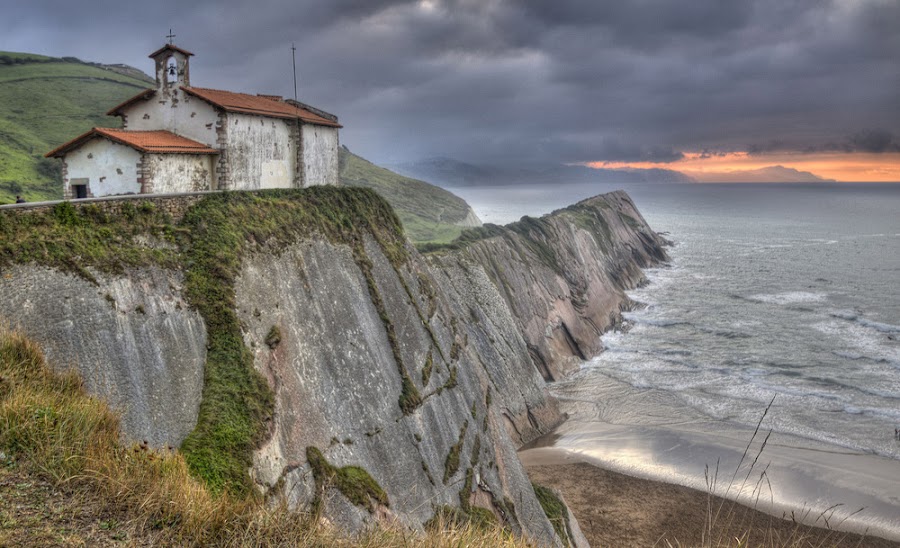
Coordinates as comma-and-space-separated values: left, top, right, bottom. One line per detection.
450, 181, 900, 535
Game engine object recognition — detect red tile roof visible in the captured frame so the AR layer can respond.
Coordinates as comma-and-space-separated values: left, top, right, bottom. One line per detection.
149, 44, 194, 58
46, 128, 218, 158
182, 87, 342, 127
107, 87, 342, 128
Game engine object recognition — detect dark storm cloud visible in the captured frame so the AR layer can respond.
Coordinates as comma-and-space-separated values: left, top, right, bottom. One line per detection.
847, 129, 900, 153
751, 129, 900, 155
4, 0, 899, 166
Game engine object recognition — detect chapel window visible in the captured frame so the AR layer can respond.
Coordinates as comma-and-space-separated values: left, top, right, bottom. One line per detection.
166, 57, 178, 85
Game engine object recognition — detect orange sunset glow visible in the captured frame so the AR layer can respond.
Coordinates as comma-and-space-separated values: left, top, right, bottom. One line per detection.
588, 152, 900, 182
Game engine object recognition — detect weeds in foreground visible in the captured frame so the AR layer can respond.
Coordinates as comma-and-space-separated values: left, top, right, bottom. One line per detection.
692, 396, 874, 548
0, 329, 529, 547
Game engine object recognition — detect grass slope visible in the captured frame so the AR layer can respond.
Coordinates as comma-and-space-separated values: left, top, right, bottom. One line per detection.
0, 52, 152, 203
0, 329, 529, 547
340, 146, 476, 244
0, 187, 411, 496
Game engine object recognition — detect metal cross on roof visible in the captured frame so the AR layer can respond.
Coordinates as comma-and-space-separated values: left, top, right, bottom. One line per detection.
166, 29, 176, 44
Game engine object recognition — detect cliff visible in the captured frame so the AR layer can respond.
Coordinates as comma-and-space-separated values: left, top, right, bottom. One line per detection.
0, 187, 667, 545
434, 191, 669, 384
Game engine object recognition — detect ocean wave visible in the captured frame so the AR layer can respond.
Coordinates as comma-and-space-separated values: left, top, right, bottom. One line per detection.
839, 382, 900, 402
626, 382, 900, 461
831, 351, 893, 365
623, 315, 693, 328
698, 326, 753, 339
743, 291, 828, 305
842, 405, 900, 422
803, 375, 900, 401
813, 321, 900, 368
658, 349, 693, 356
830, 310, 858, 321
682, 392, 900, 459
697, 374, 850, 410
764, 360, 813, 370
830, 311, 900, 334
754, 382, 847, 403
857, 318, 900, 334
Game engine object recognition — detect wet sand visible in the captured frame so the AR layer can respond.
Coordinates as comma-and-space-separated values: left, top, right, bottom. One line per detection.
520, 422, 900, 547
528, 368, 900, 543
523, 455, 900, 548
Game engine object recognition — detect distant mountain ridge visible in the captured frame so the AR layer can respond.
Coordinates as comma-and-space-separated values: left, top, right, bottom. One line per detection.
388, 156, 696, 187
390, 157, 839, 186
686, 165, 835, 183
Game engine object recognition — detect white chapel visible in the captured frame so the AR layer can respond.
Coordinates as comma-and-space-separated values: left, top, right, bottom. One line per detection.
48, 43, 341, 199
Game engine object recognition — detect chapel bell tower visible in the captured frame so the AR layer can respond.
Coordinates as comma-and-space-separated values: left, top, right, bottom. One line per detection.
149, 41, 193, 91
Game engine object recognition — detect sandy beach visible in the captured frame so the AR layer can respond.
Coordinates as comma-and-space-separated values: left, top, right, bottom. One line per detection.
522, 450, 900, 548
532, 363, 900, 543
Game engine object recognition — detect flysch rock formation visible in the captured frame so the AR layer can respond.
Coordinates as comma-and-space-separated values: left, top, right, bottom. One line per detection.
447, 191, 669, 384
0, 189, 667, 546
238, 236, 559, 540
0, 265, 206, 447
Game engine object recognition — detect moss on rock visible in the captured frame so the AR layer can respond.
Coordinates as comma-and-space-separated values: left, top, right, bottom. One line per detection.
443, 420, 468, 484
0, 187, 411, 497
533, 482, 572, 547
306, 446, 389, 512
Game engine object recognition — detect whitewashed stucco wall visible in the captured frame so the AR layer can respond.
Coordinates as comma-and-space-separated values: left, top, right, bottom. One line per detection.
144, 154, 216, 194
225, 112, 294, 190
301, 125, 338, 187
122, 91, 221, 149
114, 89, 339, 191
64, 138, 141, 197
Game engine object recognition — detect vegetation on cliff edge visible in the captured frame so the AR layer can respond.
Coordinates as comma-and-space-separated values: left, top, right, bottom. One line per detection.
0, 52, 479, 247
0, 328, 532, 546
532, 482, 572, 547
0, 187, 414, 496
306, 446, 389, 512
0, 48, 478, 246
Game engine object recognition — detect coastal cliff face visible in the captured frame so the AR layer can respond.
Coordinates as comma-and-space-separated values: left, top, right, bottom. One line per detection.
0, 187, 667, 544
436, 191, 670, 383
0, 265, 206, 448
236, 236, 558, 539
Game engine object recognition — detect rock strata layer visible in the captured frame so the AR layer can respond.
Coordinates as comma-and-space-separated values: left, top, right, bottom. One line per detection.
449, 190, 669, 383
0, 189, 667, 545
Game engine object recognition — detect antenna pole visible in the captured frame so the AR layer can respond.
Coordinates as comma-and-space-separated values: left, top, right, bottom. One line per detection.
291, 43, 298, 102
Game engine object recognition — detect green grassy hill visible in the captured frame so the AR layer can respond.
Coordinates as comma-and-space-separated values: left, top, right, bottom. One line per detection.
0, 51, 480, 244
0, 51, 153, 203
340, 146, 480, 244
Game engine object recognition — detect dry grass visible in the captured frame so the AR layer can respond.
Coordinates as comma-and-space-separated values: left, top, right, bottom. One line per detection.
0, 328, 531, 547
693, 396, 879, 548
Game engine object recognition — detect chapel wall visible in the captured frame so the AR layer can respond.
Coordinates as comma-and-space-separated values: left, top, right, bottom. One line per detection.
63, 139, 142, 198
224, 112, 295, 190
301, 125, 339, 187
122, 91, 221, 149
143, 154, 217, 194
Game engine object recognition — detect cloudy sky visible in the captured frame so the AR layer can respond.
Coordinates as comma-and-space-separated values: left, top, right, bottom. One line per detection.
5, 0, 900, 180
